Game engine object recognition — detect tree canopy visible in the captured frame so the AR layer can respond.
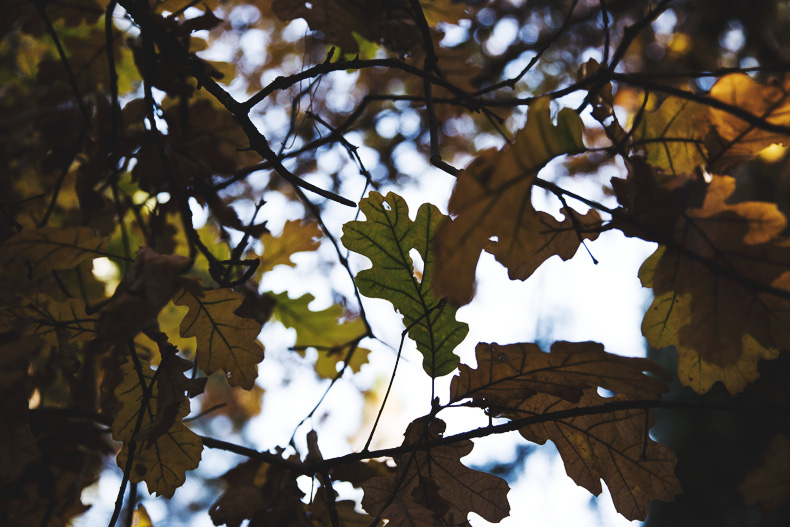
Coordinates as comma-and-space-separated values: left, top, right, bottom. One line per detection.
1, 0, 790, 526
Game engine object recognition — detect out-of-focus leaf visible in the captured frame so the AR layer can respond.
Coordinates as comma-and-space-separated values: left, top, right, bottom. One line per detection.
271, 0, 420, 54
131, 504, 154, 527
342, 191, 468, 377
361, 417, 510, 524
112, 358, 203, 498
434, 98, 590, 305
738, 434, 790, 509
19, 294, 94, 344
706, 74, 790, 171
175, 287, 264, 390
97, 248, 191, 345
451, 340, 667, 406
639, 177, 790, 393
257, 220, 322, 277
271, 291, 369, 378
0, 226, 106, 280
516, 391, 682, 521
633, 96, 708, 183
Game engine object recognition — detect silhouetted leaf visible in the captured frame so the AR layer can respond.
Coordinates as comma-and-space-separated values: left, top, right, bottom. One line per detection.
0, 226, 106, 279
738, 434, 790, 509
361, 417, 510, 524
451, 341, 667, 406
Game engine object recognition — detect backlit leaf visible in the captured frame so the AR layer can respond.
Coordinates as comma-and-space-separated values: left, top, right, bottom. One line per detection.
451, 341, 667, 406
639, 177, 790, 393
633, 96, 708, 182
706, 74, 790, 171
361, 417, 510, 524
434, 98, 589, 305
271, 291, 369, 378
112, 358, 202, 498
516, 391, 681, 521
342, 191, 468, 377
257, 220, 322, 277
175, 288, 264, 390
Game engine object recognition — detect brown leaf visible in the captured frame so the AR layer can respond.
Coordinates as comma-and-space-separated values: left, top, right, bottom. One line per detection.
434, 98, 588, 305
361, 417, 510, 524
515, 391, 682, 521
450, 341, 667, 407
257, 220, 322, 278
112, 358, 203, 498
640, 176, 790, 393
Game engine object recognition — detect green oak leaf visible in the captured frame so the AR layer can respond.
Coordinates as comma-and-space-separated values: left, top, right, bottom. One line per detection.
342, 192, 468, 377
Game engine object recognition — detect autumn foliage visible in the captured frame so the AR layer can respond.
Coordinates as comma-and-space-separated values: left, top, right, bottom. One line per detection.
1, 0, 790, 526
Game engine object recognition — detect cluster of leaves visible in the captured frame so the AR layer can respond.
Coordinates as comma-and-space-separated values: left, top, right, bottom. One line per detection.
1, 0, 790, 526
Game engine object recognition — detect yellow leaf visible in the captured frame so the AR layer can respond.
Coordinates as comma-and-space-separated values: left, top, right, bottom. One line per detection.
706, 74, 790, 171
434, 98, 588, 305
633, 96, 708, 182
175, 288, 264, 390
112, 359, 202, 498
257, 220, 322, 277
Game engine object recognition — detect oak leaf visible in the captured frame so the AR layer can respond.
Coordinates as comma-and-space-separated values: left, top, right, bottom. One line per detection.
633, 96, 708, 183
175, 288, 264, 390
342, 191, 468, 377
639, 177, 790, 393
0, 226, 106, 280
112, 358, 202, 498
450, 341, 667, 407
706, 74, 790, 172
361, 417, 510, 525
256, 220, 322, 277
515, 391, 681, 521
434, 98, 592, 305
271, 291, 369, 378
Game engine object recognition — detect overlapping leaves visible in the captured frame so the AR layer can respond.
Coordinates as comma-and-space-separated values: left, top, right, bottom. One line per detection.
434, 97, 597, 305
449, 340, 678, 520
112, 356, 203, 498
342, 191, 468, 377
361, 416, 511, 526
